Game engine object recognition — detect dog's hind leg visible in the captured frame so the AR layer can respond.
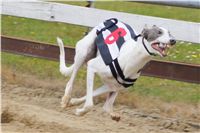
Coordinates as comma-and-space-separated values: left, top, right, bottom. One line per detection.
58, 29, 97, 108
57, 37, 78, 108
61, 63, 82, 108
70, 85, 110, 106
60, 43, 89, 108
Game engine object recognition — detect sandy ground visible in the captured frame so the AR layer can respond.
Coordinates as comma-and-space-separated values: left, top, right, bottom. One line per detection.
1, 81, 200, 133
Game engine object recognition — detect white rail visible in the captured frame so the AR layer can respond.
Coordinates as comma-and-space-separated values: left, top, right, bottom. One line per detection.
1, 1, 200, 43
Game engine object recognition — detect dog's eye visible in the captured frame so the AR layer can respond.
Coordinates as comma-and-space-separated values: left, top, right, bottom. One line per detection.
158, 31, 162, 34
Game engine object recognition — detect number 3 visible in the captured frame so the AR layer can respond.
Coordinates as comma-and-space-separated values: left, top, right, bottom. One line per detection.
104, 28, 127, 45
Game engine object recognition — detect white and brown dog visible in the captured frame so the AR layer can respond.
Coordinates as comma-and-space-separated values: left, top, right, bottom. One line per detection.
57, 18, 176, 121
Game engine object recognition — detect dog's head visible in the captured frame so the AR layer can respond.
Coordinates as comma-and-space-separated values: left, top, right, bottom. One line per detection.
141, 25, 176, 57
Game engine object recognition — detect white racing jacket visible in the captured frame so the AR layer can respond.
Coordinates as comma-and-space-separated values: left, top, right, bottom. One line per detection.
95, 18, 139, 88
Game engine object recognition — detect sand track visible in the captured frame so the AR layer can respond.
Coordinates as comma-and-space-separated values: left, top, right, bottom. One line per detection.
1, 83, 200, 133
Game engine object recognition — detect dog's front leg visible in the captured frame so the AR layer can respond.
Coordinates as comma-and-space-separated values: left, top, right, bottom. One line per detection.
103, 91, 120, 121
70, 85, 110, 106
75, 62, 95, 116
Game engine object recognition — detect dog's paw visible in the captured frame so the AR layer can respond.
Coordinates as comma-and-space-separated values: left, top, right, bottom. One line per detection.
110, 112, 121, 122
75, 106, 92, 116
60, 95, 71, 108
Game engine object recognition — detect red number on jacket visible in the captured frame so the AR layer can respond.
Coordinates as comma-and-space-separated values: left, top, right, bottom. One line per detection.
104, 28, 127, 45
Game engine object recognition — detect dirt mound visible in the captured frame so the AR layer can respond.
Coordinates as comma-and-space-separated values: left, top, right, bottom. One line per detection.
1, 109, 14, 123
1, 82, 200, 133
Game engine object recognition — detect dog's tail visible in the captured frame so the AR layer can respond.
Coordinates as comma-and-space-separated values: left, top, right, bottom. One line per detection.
57, 37, 74, 77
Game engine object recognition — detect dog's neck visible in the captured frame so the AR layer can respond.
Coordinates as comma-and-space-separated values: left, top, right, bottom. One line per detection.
118, 37, 153, 78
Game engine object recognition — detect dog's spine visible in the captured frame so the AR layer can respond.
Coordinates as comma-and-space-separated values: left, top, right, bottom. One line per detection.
57, 37, 74, 76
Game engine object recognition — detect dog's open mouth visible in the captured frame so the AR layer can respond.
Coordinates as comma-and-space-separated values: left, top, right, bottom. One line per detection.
151, 42, 171, 57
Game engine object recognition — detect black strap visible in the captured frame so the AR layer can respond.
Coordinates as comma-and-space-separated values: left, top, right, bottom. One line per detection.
142, 37, 156, 56
96, 18, 118, 35
113, 59, 137, 82
123, 23, 138, 41
134, 34, 142, 41
109, 63, 134, 88
109, 63, 118, 82
109, 59, 137, 88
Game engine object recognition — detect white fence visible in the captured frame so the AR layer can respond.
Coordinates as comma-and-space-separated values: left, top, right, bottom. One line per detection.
1, 1, 200, 43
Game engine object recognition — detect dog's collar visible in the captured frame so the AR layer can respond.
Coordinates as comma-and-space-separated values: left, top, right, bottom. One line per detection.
142, 37, 156, 56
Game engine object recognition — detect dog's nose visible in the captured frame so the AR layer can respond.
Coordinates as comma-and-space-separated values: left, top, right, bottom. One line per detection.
170, 39, 176, 45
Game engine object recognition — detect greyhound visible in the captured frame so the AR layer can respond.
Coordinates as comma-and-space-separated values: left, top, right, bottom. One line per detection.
57, 18, 176, 121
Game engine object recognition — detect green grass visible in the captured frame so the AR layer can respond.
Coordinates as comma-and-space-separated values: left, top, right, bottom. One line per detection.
2, 16, 87, 46
134, 77, 200, 103
2, 1, 200, 104
2, 52, 199, 104
65, 1, 200, 22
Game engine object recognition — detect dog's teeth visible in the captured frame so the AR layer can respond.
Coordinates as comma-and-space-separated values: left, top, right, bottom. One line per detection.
162, 51, 166, 56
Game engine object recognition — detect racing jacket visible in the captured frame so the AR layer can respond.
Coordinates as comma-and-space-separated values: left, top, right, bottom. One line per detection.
95, 18, 139, 88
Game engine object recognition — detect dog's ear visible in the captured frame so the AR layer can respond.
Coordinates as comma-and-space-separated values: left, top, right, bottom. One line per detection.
144, 24, 148, 29
152, 25, 157, 28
